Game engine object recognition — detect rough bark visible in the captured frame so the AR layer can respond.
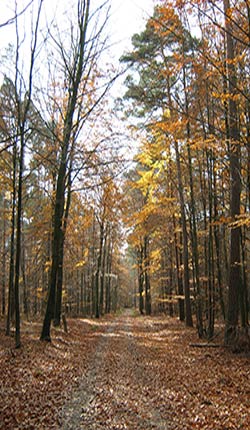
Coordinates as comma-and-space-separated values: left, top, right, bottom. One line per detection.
223, 0, 242, 345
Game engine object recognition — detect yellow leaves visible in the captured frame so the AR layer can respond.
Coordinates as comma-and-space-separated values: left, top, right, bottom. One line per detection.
212, 91, 241, 104
44, 260, 52, 273
189, 135, 228, 157
136, 151, 153, 167
75, 249, 89, 269
229, 214, 250, 229
136, 169, 155, 192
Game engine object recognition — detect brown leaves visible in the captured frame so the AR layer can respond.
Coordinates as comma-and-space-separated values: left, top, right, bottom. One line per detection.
1, 314, 250, 429
0, 318, 100, 430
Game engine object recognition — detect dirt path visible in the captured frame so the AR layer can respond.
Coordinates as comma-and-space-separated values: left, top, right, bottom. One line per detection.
1, 312, 249, 429
59, 311, 250, 430
60, 310, 168, 429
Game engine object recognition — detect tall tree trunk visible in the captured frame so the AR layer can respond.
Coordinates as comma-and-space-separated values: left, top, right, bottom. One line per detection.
40, 162, 66, 339
54, 167, 72, 327
144, 235, 151, 315
105, 225, 112, 314
173, 216, 185, 321
40, 0, 91, 341
137, 245, 144, 315
6, 144, 17, 336
174, 139, 193, 327
182, 57, 203, 335
240, 229, 249, 327
213, 157, 226, 320
207, 151, 215, 339
223, 0, 242, 345
100, 225, 107, 315
21, 234, 29, 319
14, 129, 25, 348
1, 196, 6, 316
95, 221, 104, 319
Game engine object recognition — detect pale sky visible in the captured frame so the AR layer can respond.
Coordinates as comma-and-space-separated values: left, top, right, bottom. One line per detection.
110, 0, 155, 52
0, 0, 155, 86
0, 0, 155, 52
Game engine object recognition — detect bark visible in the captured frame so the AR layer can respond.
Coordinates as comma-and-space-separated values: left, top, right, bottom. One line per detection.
14, 128, 24, 348
174, 139, 193, 327
1, 196, 6, 315
223, 0, 242, 345
54, 169, 72, 327
182, 58, 203, 335
41, 0, 91, 340
95, 221, 104, 319
105, 226, 112, 314
173, 217, 185, 321
137, 245, 144, 315
144, 235, 151, 315
6, 145, 16, 336
99, 224, 107, 316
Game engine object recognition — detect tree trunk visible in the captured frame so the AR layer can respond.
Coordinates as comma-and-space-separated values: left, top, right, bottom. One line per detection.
174, 139, 193, 327
54, 168, 72, 327
40, 159, 66, 340
173, 216, 185, 321
137, 245, 144, 315
40, 0, 91, 340
182, 58, 202, 335
1, 196, 6, 316
95, 221, 104, 319
223, 0, 242, 344
6, 145, 17, 336
144, 235, 151, 315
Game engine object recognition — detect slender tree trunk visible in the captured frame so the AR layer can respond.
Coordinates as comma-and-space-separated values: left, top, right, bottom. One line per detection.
240, 229, 249, 327
6, 146, 17, 336
54, 167, 72, 326
105, 226, 112, 314
213, 161, 226, 320
174, 139, 193, 327
14, 129, 26, 348
99, 225, 107, 315
223, 0, 242, 344
95, 221, 104, 319
166, 74, 192, 326
183, 58, 202, 335
40, 161, 66, 340
1, 196, 6, 316
137, 245, 144, 315
144, 235, 151, 315
21, 235, 29, 318
173, 216, 185, 321
41, 0, 91, 340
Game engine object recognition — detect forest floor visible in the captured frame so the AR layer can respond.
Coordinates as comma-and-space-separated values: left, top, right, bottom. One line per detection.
0, 311, 250, 430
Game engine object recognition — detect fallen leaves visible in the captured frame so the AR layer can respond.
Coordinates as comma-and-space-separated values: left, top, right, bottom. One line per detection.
0, 318, 103, 430
0, 313, 250, 429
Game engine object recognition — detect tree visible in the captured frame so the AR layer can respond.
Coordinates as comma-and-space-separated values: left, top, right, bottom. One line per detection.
0, 1, 44, 347
120, 0, 250, 337
223, 0, 242, 344
41, 0, 104, 340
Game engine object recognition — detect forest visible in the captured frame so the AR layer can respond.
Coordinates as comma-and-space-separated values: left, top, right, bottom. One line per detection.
0, 0, 250, 344
1, 0, 249, 347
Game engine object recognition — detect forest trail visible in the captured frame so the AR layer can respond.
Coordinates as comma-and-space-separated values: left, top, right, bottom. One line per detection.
1, 312, 250, 429
59, 311, 250, 430
60, 309, 167, 430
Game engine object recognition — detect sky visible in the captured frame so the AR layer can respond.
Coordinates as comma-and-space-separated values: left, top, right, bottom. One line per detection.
109, 0, 155, 53
0, 0, 155, 87
0, 0, 155, 48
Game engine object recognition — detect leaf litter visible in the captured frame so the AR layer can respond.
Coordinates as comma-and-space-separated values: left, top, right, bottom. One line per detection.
0, 312, 249, 429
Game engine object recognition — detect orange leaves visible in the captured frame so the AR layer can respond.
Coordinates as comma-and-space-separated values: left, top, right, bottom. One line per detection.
1, 311, 250, 429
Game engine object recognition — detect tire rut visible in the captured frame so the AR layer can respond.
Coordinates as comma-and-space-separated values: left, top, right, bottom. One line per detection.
60, 311, 170, 430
